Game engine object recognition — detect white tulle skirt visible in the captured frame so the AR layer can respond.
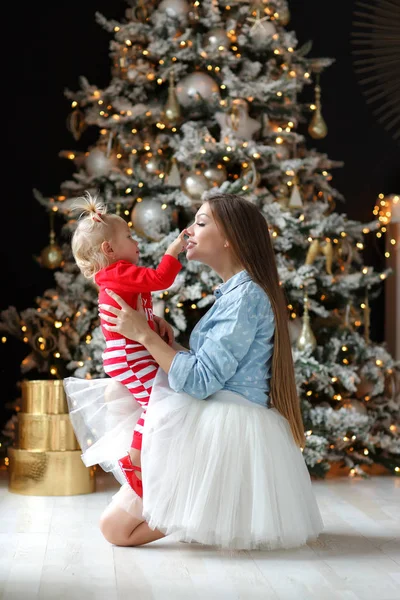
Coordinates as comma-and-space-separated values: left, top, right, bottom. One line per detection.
64, 371, 323, 550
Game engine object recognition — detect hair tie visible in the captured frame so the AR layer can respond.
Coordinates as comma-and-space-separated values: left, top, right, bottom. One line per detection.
92, 211, 103, 223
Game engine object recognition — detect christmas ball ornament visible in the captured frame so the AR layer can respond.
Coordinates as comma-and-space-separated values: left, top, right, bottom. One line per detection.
158, 0, 190, 21
345, 399, 367, 415
41, 243, 63, 270
355, 375, 375, 399
248, 15, 277, 45
85, 149, 117, 177
204, 28, 230, 50
203, 164, 227, 187
176, 72, 221, 108
131, 198, 171, 241
182, 171, 211, 203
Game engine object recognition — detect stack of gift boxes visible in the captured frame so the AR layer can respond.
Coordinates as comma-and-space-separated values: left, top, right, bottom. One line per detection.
8, 380, 95, 496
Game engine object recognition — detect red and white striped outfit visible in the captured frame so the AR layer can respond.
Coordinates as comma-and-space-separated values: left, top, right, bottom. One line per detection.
95, 255, 182, 450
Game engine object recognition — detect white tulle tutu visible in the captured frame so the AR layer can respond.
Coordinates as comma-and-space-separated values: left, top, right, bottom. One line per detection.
64, 370, 323, 550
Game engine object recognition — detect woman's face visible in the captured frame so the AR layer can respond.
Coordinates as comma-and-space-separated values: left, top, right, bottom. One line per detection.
185, 202, 227, 265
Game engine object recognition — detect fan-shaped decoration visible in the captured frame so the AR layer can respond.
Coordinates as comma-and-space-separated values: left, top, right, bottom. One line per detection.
351, 0, 400, 142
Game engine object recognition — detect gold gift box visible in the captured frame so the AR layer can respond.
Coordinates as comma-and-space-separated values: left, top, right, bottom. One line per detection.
21, 380, 67, 414
17, 413, 79, 451
8, 448, 95, 496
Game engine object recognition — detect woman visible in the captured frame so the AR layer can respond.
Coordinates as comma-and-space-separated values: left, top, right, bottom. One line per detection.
82, 193, 323, 549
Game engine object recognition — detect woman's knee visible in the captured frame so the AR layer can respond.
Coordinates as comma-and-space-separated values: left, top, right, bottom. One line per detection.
99, 506, 143, 546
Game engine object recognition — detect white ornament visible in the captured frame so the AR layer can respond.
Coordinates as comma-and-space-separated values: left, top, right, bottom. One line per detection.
247, 11, 277, 44
85, 149, 117, 177
288, 183, 303, 209
215, 98, 261, 142
176, 72, 221, 108
182, 171, 211, 204
158, 0, 190, 22
203, 28, 230, 50
131, 198, 171, 241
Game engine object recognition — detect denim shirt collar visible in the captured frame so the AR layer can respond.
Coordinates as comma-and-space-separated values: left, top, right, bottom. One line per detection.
214, 270, 252, 298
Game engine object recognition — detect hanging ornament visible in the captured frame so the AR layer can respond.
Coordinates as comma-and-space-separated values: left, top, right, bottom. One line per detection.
216, 99, 261, 143
320, 239, 333, 275
305, 238, 333, 275
296, 290, 317, 351
355, 374, 375, 399
40, 211, 63, 270
203, 164, 228, 187
278, 5, 290, 26
247, 10, 277, 45
66, 108, 87, 141
240, 160, 260, 189
157, 0, 190, 26
274, 183, 290, 209
176, 72, 221, 108
131, 198, 171, 241
163, 71, 181, 126
126, 0, 149, 23
203, 28, 230, 51
166, 157, 181, 187
305, 239, 321, 266
288, 181, 303, 210
85, 147, 118, 178
181, 171, 211, 205
308, 74, 328, 139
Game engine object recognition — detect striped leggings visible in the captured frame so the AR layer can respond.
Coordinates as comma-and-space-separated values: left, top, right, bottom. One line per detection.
102, 338, 159, 450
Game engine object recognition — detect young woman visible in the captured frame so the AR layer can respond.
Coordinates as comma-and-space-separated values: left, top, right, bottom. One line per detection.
80, 193, 324, 549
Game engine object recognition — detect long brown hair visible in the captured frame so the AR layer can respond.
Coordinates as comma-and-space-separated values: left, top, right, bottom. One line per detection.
207, 193, 305, 447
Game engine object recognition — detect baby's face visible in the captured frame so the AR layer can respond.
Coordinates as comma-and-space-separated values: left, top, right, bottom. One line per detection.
111, 220, 140, 264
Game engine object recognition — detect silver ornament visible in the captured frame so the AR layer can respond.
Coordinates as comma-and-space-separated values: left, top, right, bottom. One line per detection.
176, 72, 221, 108
131, 198, 171, 241
158, 0, 190, 21
204, 28, 230, 50
85, 149, 117, 177
182, 171, 211, 203
203, 164, 227, 187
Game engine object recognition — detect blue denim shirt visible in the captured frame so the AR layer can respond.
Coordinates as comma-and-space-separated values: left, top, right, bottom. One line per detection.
168, 270, 275, 406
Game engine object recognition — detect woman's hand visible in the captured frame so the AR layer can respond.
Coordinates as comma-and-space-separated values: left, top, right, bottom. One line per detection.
153, 315, 175, 346
99, 289, 150, 343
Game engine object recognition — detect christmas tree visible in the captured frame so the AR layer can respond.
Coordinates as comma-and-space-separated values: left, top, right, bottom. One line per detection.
1, 0, 399, 478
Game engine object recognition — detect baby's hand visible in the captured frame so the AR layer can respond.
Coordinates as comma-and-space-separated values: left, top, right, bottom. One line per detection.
166, 230, 188, 258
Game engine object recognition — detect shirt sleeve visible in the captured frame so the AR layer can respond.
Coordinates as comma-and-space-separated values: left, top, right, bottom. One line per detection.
110, 255, 182, 293
168, 296, 259, 400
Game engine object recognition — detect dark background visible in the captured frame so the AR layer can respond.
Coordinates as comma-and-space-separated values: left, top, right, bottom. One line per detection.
1, 1, 399, 427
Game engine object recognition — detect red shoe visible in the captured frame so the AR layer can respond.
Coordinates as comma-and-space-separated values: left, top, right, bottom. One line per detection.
118, 454, 143, 498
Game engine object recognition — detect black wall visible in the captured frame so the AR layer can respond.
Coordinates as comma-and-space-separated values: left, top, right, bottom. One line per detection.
2, 1, 399, 421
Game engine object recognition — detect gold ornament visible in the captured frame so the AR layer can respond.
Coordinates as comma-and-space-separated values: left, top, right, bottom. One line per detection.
181, 171, 211, 205
305, 239, 333, 275
66, 108, 87, 141
320, 239, 333, 275
305, 239, 321, 265
308, 75, 328, 139
40, 211, 63, 269
274, 184, 290, 209
279, 6, 290, 25
297, 290, 317, 351
164, 71, 181, 126
240, 160, 260, 189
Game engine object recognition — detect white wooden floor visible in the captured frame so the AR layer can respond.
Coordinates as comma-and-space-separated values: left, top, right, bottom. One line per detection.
0, 468, 399, 600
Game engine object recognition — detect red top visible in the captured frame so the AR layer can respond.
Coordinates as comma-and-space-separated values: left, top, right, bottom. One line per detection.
95, 255, 182, 341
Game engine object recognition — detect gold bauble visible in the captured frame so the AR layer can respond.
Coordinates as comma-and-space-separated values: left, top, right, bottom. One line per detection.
305, 239, 321, 266
164, 71, 181, 126
40, 243, 63, 269
308, 107, 328, 139
297, 293, 317, 351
